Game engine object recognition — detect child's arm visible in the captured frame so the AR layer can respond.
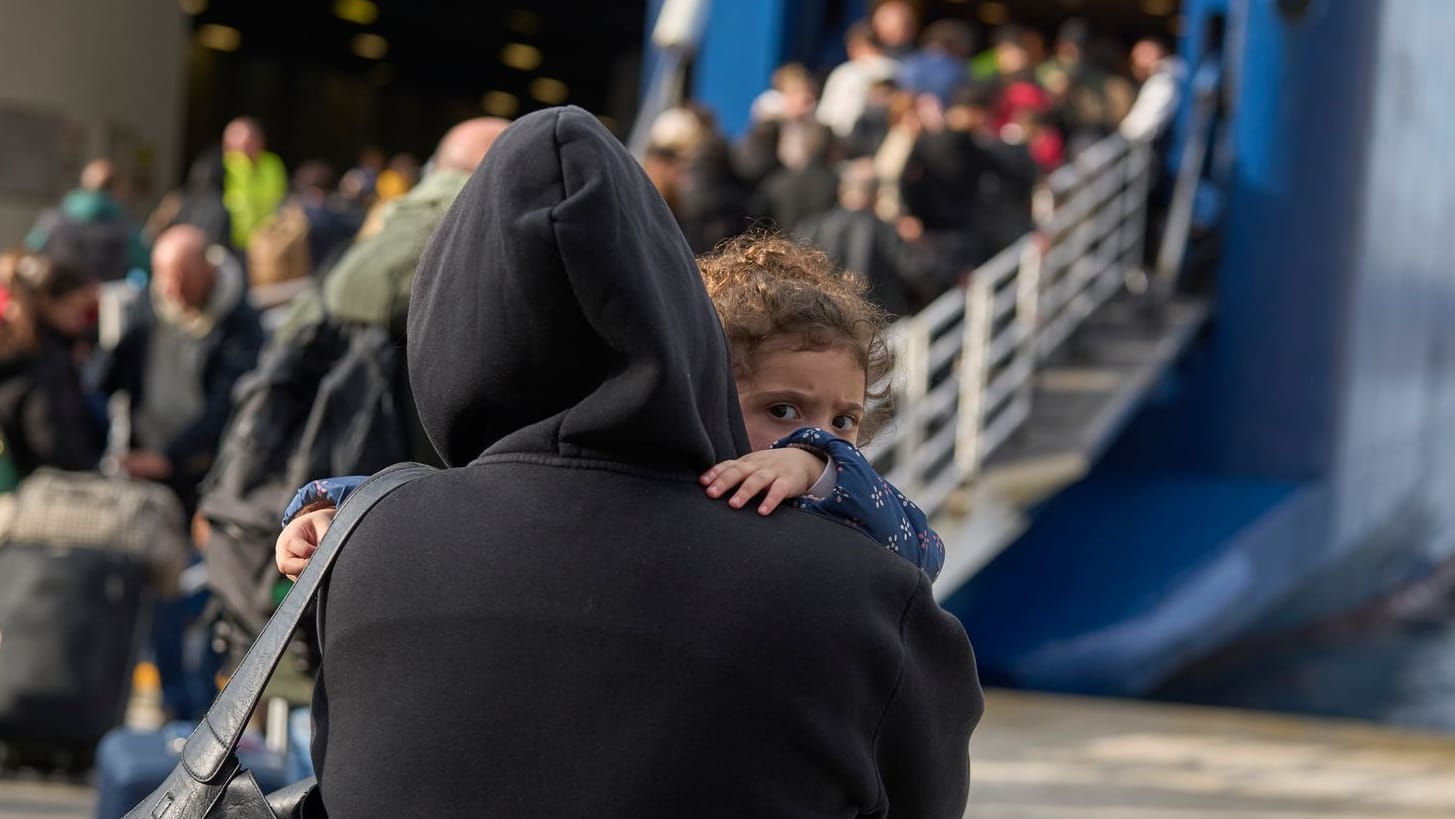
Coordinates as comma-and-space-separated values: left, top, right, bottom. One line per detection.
774, 428, 947, 582
277, 508, 335, 581
280, 475, 368, 527
700, 448, 830, 516
276, 475, 366, 581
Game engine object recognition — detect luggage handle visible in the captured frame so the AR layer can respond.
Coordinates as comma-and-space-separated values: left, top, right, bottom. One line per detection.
177, 462, 432, 784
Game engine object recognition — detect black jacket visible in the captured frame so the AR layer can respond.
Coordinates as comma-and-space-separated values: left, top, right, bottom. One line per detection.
797, 207, 928, 316
311, 107, 983, 818
103, 265, 264, 506
900, 129, 996, 234
0, 328, 105, 478
172, 149, 233, 251
674, 137, 750, 254
751, 161, 840, 234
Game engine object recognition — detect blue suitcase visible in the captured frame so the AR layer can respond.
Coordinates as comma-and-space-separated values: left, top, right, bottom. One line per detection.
93, 722, 293, 819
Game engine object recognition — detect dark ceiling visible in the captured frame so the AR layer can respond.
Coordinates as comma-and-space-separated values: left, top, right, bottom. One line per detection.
190, 0, 647, 109
179, 0, 1177, 170
183, 0, 647, 170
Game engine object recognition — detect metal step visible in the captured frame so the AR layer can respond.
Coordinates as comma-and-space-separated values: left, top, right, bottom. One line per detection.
982, 296, 1211, 504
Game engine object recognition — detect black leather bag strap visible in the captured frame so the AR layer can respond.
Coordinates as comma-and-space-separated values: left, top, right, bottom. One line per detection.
180, 462, 433, 784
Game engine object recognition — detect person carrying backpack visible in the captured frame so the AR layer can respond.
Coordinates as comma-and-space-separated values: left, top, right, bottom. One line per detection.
196, 118, 510, 671
26, 159, 149, 282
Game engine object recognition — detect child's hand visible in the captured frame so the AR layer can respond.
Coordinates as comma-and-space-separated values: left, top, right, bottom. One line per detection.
276, 508, 337, 581
699, 448, 826, 516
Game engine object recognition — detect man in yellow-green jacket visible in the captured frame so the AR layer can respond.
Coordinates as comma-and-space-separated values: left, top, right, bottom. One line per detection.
221, 116, 287, 251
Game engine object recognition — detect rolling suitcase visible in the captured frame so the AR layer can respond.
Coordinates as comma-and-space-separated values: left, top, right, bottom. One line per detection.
0, 469, 188, 770
0, 543, 150, 769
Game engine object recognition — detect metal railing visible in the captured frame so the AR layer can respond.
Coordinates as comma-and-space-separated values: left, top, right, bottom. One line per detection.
864, 132, 1159, 518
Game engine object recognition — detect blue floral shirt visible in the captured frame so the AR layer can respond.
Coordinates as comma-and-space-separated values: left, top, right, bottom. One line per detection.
282, 429, 946, 582
773, 427, 945, 581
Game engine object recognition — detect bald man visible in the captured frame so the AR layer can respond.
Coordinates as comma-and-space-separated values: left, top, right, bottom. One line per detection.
102, 224, 263, 514
25, 157, 149, 281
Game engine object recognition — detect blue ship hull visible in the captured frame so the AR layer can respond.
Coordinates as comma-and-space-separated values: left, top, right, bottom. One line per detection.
945, 0, 1455, 698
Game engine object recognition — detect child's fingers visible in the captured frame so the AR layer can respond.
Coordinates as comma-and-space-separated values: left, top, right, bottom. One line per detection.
729, 469, 778, 509
283, 536, 317, 559
276, 509, 334, 578
278, 555, 309, 582
757, 477, 793, 516
300, 509, 336, 544
705, 461, 753, 498
700, 461, 734, 485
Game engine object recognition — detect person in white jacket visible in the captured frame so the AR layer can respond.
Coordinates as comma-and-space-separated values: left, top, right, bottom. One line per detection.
817, 21, 900, 139
1121, 37, 1186, 142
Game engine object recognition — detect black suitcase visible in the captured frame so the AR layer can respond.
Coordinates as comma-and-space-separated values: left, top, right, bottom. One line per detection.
0, 542, 152, 770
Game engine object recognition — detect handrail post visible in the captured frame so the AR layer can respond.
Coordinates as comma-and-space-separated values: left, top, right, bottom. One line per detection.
896, 318, 931, 494
1153, 57, 1221, 301
1015, 237, 1044, 418
1122, 139, 1152, 290
955, 273, 993, 478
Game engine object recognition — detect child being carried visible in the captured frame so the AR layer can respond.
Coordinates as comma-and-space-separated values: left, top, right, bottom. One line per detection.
276, 235, 945, 582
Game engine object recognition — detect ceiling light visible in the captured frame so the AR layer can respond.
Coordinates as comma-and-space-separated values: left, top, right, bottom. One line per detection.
530, 77, 569, 105
500, 43, 542, 71
351, 33, 388, 60
197, 24, 241, 52
482, 91, 520, 118
334, 0, 378, 24
334, 0, 378, 25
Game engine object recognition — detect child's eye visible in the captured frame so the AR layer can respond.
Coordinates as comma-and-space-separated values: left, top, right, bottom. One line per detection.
768, 404, 802, 421
832, 414, 860, 431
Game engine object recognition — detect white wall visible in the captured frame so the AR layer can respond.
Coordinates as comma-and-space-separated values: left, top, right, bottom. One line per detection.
0, 0, 186, 246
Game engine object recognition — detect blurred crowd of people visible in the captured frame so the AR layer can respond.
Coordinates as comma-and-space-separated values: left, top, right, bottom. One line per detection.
1, 113, 443, 511
0, 110, 499, 721
644, 1, 1178, 314
0, 1, 1179, 726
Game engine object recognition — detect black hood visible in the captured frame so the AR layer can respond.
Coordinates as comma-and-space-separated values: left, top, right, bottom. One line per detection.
407, 107, 748, 472
186, 148, 227, 194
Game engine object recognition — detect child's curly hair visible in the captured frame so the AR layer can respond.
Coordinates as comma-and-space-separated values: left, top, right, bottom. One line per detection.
698, 232, 894, 443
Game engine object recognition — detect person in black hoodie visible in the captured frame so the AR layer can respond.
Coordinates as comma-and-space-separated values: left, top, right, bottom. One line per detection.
166, 148, 233, 251
0, 251, 105, 478
901, 86, 1040, 291
748, 121, 841, 234
797, 158, 930, 315
310, 107, 982, 817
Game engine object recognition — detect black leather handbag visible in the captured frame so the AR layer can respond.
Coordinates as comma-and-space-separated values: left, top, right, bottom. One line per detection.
124, 463, 432, 819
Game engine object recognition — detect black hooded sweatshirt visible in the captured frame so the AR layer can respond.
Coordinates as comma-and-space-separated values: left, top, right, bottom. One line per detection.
310, 107, 982, 818
172, 148, 232, 250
